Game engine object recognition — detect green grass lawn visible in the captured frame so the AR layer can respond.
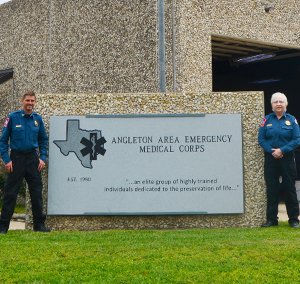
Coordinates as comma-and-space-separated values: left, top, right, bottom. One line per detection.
1, 222, 300, 283
0, 201, 25, 214
13, 203, 25, 214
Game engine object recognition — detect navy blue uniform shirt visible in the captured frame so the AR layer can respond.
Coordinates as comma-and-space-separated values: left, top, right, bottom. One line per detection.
258, 112, 300, 154
0, 110, 48, 164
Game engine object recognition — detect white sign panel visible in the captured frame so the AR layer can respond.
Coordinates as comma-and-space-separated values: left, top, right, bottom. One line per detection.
47, 114, 244, 215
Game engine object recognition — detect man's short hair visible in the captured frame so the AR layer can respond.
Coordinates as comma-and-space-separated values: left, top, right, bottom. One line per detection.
22, 90, 36, 100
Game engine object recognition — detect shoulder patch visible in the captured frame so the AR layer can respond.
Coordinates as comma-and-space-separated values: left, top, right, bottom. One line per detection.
3, 117, 9, 128
261, 118, 267, 127
295, 119, 298, 125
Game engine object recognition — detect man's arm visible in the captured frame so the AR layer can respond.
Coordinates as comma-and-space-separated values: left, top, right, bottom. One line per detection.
38, 159, 45, 172
38, 117, 48, 163
0, 116, 12, 165
5, 161, 13, 173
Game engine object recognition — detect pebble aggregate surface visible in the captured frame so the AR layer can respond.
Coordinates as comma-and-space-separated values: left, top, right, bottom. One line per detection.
23, 91, 267, 230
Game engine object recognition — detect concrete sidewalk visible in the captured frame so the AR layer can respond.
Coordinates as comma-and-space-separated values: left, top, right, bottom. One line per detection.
278, 203, 289, 221
7, 203, 291, 230
9, 221, 25, 230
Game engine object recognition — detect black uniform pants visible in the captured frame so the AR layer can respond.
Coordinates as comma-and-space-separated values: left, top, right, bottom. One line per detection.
264, 151, 299, 223
0, 150, 46, 229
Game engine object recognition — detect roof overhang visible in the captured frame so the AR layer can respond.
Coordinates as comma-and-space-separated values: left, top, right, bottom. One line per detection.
212, 34, 300, 64
0, 68, 13, 84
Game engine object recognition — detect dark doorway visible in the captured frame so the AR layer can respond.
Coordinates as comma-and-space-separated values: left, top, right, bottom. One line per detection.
212, 53, 300, 118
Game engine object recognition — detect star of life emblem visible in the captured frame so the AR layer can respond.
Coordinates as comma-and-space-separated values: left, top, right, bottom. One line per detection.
53, 120, 106, 169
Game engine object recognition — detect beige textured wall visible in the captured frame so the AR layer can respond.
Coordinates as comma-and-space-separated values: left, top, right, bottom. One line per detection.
174, 0, 300, 92
0, 79, 15, 130
1, 0, 300, 96
0, 0, 50, 96
0, 80, 12, 199
25, 91, 266, 230
0, 0, 158, 96
0, 79, 11, 161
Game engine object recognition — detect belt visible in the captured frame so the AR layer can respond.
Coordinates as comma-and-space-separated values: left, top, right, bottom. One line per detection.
12, 149, 36, 155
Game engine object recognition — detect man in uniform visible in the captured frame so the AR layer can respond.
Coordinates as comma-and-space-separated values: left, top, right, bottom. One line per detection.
258, 92, 300, 228
0, 91, 50, 234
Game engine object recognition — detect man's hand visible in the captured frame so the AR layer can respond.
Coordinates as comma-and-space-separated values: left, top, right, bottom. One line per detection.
5, 161, 13, 173
38, 159, 45, 171
272, 148, 283, 159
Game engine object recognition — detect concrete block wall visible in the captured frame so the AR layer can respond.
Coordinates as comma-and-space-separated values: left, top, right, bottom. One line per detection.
1, 0, 300, 97
24, 91, 266, 230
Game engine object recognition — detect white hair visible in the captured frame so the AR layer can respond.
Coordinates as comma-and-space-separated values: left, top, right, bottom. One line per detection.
271, 92, 288, 106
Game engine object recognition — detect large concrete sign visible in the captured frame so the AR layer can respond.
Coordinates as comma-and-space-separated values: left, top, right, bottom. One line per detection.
47, 114, 244, 215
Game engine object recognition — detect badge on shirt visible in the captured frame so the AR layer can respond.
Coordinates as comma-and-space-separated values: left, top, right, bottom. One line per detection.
267, 124, 272, 126
286, 121, 291, 126
16, 125, 22, 127
3, 118, 9, 128
261, 118, 267, 127
34, 121, 38, 127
